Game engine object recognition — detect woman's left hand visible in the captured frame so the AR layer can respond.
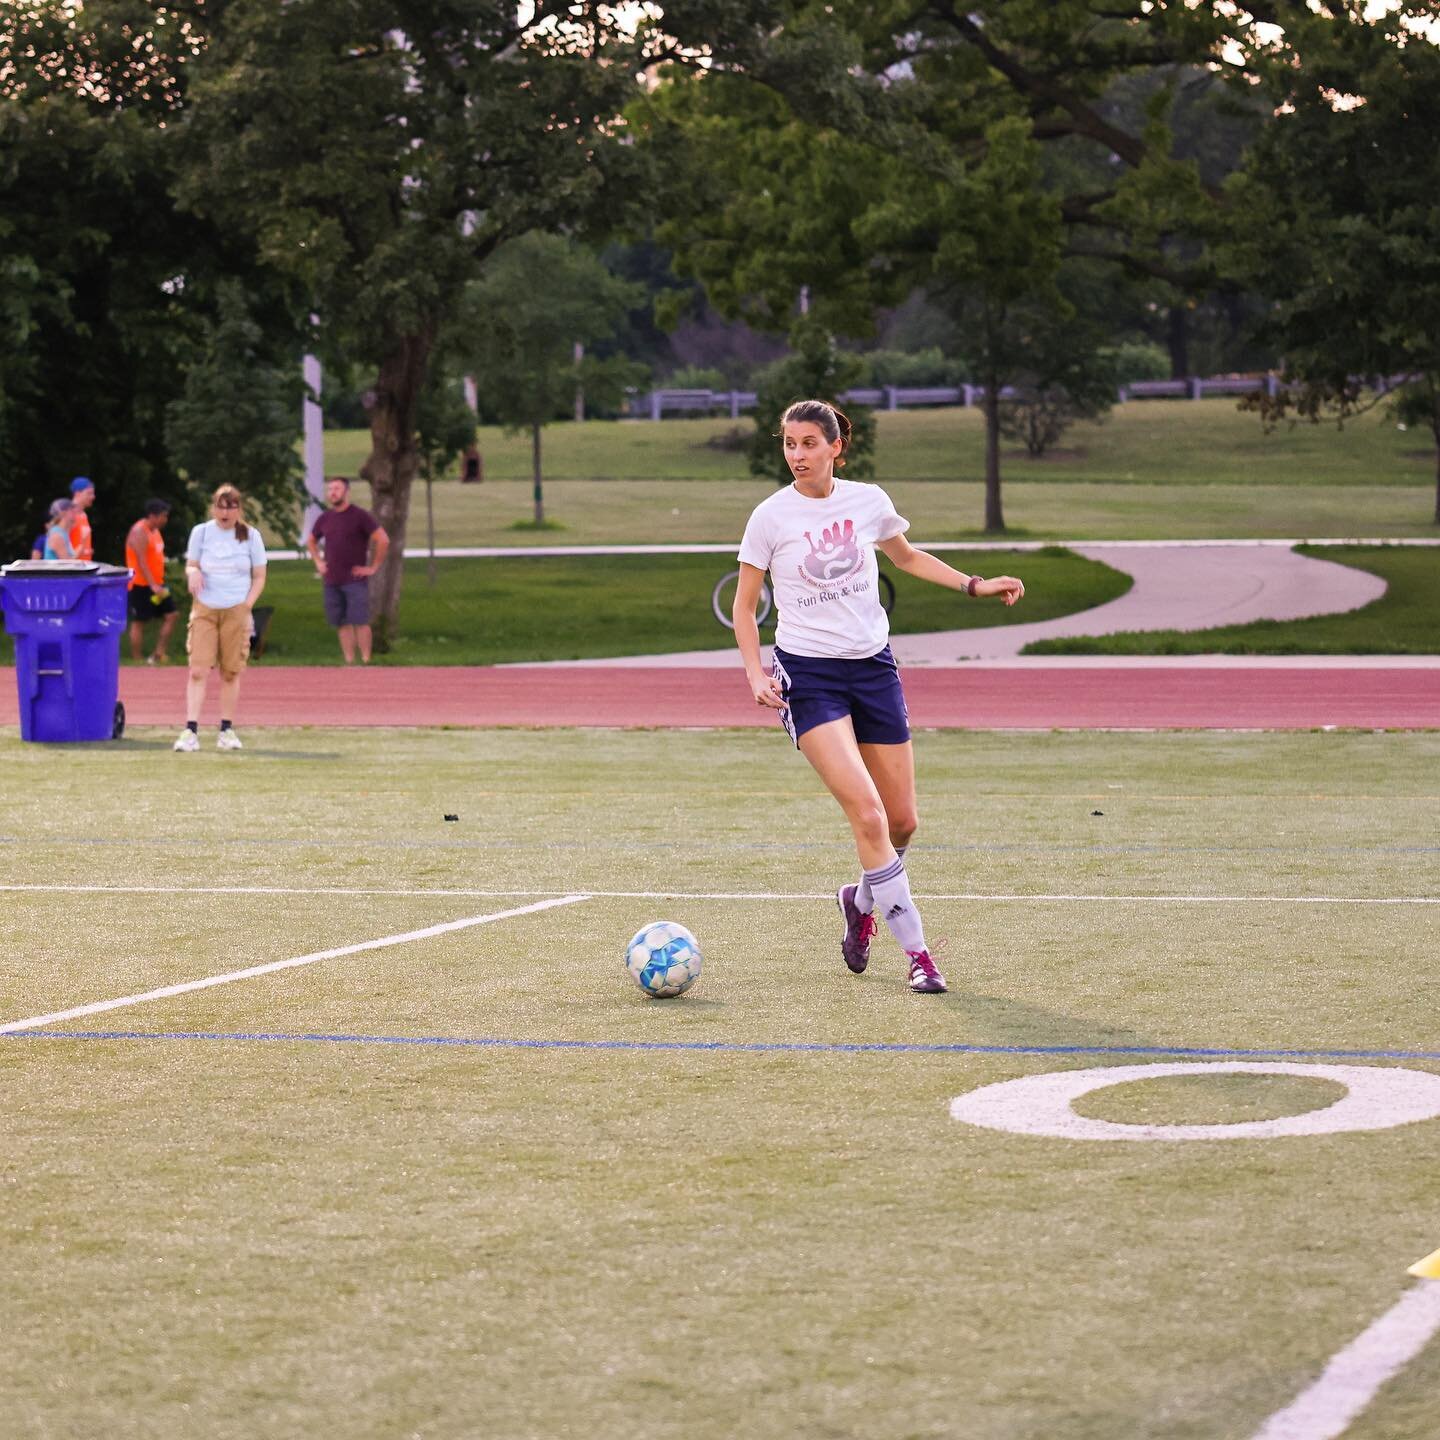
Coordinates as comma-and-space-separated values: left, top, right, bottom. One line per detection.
979, 576, 1024, 606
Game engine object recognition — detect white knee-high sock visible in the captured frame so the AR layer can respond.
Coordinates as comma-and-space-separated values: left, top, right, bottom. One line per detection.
856, 845, 906, 913
863, 856, 927, 955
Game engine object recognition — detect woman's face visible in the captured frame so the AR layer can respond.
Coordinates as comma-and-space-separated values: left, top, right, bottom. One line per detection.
213, 494, 241, 530
782, 421, 842, 483
52, 503, 77, 528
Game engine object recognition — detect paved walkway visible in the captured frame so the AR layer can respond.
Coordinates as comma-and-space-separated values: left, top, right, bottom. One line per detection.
893, 541, 1388, 665
519, 541, 1391, 669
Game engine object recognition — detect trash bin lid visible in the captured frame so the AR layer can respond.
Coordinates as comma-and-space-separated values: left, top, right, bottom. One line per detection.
0, 561, 130, 578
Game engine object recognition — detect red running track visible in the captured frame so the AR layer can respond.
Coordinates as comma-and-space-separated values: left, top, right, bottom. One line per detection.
3, 665, 1437, 730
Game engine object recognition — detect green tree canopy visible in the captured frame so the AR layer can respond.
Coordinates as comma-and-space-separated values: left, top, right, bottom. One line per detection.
1226, 19, 1440, 522
0, 3, 312, 561
458, 232, 646, 525
165, 282, 307, 519
638, 1, 1356, 530
175, 1, 657, 640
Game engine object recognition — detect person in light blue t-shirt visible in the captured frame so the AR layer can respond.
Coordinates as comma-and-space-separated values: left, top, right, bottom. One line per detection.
41, 498, 79, 559
174, 484, 267, 754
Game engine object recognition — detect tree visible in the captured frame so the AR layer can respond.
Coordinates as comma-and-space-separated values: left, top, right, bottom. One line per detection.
0, 7, 238, 556
997, 316, 1119, 459
0, 4, 308, 561
412, 369, 477, 588
165, 281, 308, 533
645, 2, 1428, 529
638, 2, 1268, 530
857, 116, 1067, 530
177, 2, 657, 641
1226, 21, 1440, 523
748, 319, 875, 484
459, 232, 646, 526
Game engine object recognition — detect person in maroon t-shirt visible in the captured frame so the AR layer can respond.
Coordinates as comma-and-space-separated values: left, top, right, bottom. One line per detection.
306, 476, 390, 663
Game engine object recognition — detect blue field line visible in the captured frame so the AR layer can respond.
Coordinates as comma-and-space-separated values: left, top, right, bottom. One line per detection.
6, 1029, 1440, 1062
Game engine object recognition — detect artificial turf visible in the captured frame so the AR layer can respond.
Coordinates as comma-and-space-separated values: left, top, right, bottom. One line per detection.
2, 726, 1437, 1439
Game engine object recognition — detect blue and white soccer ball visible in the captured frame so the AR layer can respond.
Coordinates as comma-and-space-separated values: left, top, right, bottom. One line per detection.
625, 920, 702, 999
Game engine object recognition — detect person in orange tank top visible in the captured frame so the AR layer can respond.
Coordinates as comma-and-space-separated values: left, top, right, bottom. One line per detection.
125, 500, 177, 664
68, 477, 95, 561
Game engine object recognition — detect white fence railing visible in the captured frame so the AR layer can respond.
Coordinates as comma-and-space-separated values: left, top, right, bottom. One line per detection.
634, 384, 1028, 419
630, 371, 1428, 417
630, 375, 1295, 419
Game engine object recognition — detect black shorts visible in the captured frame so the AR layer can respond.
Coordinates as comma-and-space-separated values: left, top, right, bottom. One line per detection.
771, 644, 911, 747
129, 588, 177, 622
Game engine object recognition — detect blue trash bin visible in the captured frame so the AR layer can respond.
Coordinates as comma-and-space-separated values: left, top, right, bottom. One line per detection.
0, 560, 130, 742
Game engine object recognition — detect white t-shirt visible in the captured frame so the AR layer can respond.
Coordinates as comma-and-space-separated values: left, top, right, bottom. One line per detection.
186, 521, 267, 609
737, 478, 909, 659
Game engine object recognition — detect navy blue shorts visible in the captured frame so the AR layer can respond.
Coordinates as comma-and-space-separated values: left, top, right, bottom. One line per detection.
771, 645, 910, 747
323, 580, 371, 627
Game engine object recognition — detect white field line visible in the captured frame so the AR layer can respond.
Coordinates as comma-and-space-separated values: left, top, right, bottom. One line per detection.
0, 884, 1435, 906
1250, 1281, 1440, 1440
0, 895, 590, 1037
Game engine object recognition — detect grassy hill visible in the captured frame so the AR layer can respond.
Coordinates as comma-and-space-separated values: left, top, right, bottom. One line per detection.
323, 399, 1437, 545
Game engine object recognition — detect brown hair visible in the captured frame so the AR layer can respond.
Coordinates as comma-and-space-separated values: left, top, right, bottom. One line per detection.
779, 399, 853, 467
212, 484, 249, 541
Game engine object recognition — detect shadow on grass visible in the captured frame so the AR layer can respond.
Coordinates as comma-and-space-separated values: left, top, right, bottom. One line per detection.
951, 990, 1163, 1056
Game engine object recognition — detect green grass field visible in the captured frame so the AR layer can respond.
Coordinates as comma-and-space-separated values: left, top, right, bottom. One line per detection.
229, 548, 1126, 665
328, 399, 1433, 488
3, 726, 1438, 1439
324, 400, 1440, 543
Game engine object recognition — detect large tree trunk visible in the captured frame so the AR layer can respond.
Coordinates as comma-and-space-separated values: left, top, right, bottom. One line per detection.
983, 370, 1006, 533
532, 422, 545, 525
360, 325, 437, 648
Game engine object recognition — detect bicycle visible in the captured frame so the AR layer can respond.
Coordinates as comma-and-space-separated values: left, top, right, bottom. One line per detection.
711, 567, 895, 630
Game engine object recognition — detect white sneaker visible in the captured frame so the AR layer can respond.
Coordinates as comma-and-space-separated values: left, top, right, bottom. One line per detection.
216, 728, 244, 751
173, 729, 200, 752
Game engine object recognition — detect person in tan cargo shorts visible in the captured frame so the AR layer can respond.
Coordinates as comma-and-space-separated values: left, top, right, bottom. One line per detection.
174, 484, 268, 753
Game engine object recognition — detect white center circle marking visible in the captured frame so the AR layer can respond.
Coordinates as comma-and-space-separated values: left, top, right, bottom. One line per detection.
949, 1062, 1440, 1141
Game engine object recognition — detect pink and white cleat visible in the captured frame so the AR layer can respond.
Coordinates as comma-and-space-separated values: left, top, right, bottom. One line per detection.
836, 884, 877, 974
906, 950, 947, 994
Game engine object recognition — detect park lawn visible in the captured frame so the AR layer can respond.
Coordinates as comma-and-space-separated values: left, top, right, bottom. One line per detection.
235, 547, 1122, 666
377, 476, 1440, 547
326, 399, 1433, 487
319, 401, 1439, 544
1025, 545, 1440, 655
2, 727, 1438, 1440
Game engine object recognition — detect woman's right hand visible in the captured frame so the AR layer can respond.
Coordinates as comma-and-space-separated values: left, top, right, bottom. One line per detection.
748, 670, 786, 710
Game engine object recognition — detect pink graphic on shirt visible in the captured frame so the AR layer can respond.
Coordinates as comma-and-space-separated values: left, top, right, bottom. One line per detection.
801, 519, 862, 583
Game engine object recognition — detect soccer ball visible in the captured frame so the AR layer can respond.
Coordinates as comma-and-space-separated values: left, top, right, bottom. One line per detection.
625, 920, 702, 999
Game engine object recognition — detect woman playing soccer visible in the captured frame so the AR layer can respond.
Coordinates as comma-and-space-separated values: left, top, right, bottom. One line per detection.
732, 399, 1024, 993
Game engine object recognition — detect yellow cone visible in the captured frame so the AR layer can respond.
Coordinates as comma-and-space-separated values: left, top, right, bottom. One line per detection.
1408, 1247, 1440, 1279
